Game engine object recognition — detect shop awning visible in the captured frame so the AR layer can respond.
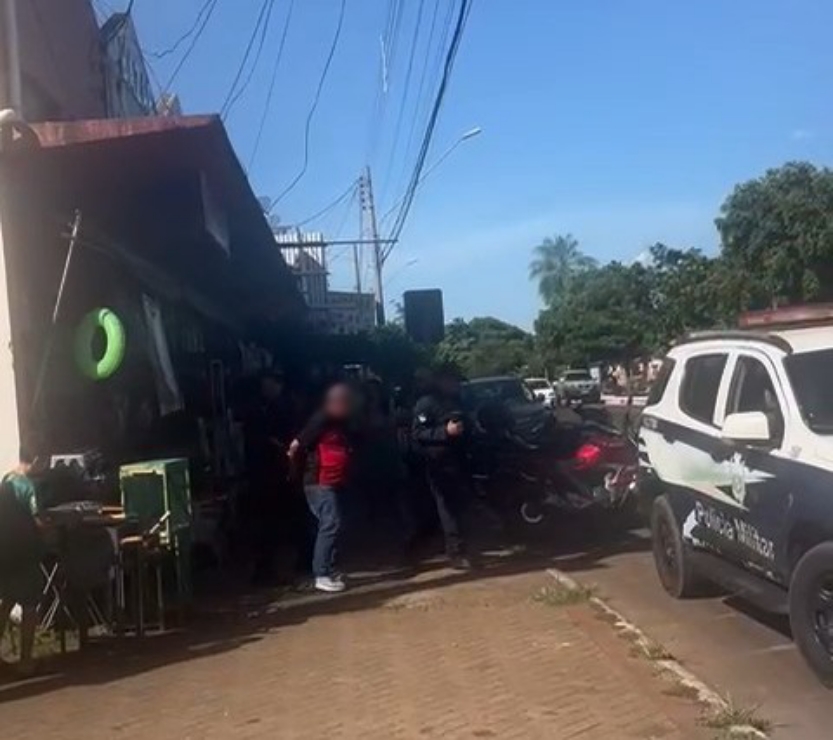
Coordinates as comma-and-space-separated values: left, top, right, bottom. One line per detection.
4, 114, 304, 326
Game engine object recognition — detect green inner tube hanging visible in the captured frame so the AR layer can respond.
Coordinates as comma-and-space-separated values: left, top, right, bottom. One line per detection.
74, 308, 126, 380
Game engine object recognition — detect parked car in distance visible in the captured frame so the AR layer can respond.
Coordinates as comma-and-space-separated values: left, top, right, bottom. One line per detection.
525, 377, 556, 408
461, 376, 550, 441
557, 369, 600, 405
638, 305, 833, 685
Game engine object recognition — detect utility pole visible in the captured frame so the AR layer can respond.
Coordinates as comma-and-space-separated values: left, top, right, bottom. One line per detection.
360, 166, 385, 325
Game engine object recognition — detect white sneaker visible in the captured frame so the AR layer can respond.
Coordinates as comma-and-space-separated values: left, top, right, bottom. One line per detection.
315, 576, 346, 593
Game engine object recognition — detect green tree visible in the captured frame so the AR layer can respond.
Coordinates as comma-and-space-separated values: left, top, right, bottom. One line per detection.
367, 324, 433, 386
536, 262, 654, 368
716, 161, 833, 309
648, 243, 728, 347
436, 317, 534, 378
529, 234, 597, 306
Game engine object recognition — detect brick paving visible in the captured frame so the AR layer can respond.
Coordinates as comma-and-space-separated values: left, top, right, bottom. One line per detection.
0, 565, 709, 740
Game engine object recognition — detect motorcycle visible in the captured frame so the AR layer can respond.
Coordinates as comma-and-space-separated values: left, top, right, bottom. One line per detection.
470, 406, 638, 527
517, 432, 637, 525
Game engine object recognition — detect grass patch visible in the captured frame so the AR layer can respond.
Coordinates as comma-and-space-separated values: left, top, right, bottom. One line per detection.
533, 583, 596, 607
703, 698, 772, 736
642, 639, 675, 661
591, 603, 620, 625
662, 681, 701, 701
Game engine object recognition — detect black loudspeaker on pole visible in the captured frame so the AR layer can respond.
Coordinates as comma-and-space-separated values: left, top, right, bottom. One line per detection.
403, 289, 445, 345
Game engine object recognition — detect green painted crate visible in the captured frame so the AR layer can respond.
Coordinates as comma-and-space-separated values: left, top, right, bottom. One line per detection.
120, 458, 193, 602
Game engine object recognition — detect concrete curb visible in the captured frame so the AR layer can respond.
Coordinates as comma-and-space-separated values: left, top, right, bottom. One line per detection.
545, 568, 769, 739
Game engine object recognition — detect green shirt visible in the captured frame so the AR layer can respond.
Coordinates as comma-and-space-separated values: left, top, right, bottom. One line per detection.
3, 473, 38, 517
0, 472, 42, 566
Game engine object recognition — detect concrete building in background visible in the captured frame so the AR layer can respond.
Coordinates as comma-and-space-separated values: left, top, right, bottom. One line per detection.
101, 12, 156, 118
276, 230, 329, 308
325, 291, 376, 335
2, 0, 106, 121
276, 228, 376, 335
0, 2, 161, 123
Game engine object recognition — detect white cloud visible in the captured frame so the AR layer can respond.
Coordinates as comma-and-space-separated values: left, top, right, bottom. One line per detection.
791, 129, 814, 141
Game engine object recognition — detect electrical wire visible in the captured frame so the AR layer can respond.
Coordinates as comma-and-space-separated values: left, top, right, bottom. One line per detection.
385, 0, 473, 258
379, 0, 427, 205
87, 0, 162, 113
101, 1, 136, 37
401, 0, 449, 182
365, 0, 403, 164
248, 0, 297, 171
328, 245, 351, 266
220, 0, 276, 119
331, 187, 359, 240
92, 0, 116, 23
148, 0, 216, 59
162, 0, 220, 94
385, 0, 466, 244
383, 0, 405, 87
140, 49, 165, 106
222, 1, 277, 119
271, 0, 348, 208
294, 180, 358, 227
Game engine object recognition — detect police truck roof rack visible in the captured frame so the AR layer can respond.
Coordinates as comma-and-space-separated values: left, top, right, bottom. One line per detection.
739, 303, 833, 330
674, 330, 793, 354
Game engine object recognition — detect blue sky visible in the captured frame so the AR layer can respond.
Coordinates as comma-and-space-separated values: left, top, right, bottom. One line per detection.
128, 0, 833, 329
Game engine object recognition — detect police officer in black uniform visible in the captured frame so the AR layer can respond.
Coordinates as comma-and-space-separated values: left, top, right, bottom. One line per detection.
412, 366, 473, 570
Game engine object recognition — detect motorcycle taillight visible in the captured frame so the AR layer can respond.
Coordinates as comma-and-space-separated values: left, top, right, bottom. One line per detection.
574, 442, 602, 471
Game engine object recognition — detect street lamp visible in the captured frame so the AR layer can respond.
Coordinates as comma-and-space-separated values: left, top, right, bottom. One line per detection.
381, 126, 483, 225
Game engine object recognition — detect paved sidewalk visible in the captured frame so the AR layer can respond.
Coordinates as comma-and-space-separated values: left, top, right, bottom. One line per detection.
0, 565, 709, 740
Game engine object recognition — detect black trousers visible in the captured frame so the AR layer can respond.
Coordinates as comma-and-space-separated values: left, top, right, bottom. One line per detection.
425, 464, 469, 556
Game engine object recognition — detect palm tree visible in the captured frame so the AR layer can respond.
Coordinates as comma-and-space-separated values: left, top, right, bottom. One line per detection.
529, 234, 596, 306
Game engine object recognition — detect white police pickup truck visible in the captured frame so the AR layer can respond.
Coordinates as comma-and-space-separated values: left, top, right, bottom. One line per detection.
638, 305, 833, 684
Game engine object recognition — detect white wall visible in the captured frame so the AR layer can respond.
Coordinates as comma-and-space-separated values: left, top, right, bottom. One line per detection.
0, 197, 21, 469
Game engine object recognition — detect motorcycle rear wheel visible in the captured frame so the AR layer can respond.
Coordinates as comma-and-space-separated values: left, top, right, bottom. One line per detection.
520, 500, 546, 525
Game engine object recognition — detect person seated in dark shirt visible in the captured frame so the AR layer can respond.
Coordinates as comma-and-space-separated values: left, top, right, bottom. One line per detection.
0, 449, 44, 677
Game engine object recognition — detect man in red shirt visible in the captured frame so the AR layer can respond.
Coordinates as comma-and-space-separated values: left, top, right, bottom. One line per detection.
288, 383, 357, 593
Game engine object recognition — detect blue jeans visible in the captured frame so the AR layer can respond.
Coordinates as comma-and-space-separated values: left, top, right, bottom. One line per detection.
304, 485, 342, 578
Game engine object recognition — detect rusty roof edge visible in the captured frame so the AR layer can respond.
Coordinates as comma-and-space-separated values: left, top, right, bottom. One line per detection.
29, 114, 220, 149
16, 114, 305, 317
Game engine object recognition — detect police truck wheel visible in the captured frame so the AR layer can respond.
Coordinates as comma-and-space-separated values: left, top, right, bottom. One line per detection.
650, 495, 697, 599
789, 542, 833, 687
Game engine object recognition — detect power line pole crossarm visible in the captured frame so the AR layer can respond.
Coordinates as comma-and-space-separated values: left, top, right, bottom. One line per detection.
360, 166, 385, 326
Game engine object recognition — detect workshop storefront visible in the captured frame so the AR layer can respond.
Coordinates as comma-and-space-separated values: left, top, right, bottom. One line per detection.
0, 114, 303, 467
0, 115, 303, 638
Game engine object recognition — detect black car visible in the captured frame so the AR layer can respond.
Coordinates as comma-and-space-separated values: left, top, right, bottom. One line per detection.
461, 376, 551, 441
